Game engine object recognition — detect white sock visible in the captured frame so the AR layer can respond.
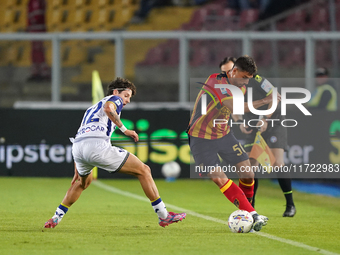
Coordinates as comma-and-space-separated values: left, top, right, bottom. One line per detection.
151, 197, 168, 219
52, 204, 69, 223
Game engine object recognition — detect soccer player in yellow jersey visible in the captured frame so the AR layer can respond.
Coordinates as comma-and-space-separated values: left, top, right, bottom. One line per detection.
221, 56, 296, 217
187, 56, 272, 231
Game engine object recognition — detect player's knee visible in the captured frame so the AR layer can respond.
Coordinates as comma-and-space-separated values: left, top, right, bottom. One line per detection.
239, 177, 254, 184
211, 177, 226, 188
79, 176, 92, 190
79, 182, 89, 190
139, 164, 151, 176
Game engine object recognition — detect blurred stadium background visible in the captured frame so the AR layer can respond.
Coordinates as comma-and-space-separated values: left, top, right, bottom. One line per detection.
0, 0, 339, 105
0, 0, 340, 185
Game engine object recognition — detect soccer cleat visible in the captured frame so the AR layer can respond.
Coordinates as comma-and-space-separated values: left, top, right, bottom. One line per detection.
283, 205, 296, 217
44, 217, 59, 228
259, 215, 269, 226
159, 212, 186, 227
252, 214, 269, 232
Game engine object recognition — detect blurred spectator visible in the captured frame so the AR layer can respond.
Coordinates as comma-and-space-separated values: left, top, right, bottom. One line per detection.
130, 0, 208, 24
130, 0, 172, 24
27, 0, 50, 82
173, 0, 208, 5
228, 0, 271, 12
259, 0, 298, 20
308, 67, 338, 111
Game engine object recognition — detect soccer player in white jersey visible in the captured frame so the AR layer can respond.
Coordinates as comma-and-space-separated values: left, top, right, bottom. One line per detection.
44, 77, 186, 228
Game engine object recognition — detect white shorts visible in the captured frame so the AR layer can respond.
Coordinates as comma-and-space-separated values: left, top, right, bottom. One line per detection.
72, 138, 129, 176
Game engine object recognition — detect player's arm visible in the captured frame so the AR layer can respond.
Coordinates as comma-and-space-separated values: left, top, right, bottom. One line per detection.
257, 84, 282, 132
222, 95, 272, 113
232, 114, 253, 134
103, 101, 139, 142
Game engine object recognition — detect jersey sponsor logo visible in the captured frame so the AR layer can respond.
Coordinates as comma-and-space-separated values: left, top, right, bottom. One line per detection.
255, 75, 262, 83
261, 79, 274, 93
77, 125, 105, 136
115, 99, 121, 106
220, 87, 229, 95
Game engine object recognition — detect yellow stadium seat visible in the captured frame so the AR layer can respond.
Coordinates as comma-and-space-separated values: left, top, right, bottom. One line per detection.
61, 44, 87, 67
15, 41, 31, 67
0, 6, 26, 32
49, 0, 62, 8
12, 7, 27, 31
3, 0, 16, 8
2, 0, 29, 7
3, 41, 25, 65
0, 7, 6, 31
0, 41, 11, 66
46, 8, 61, 29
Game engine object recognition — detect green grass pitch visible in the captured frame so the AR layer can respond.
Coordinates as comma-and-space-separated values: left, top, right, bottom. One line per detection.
0, 177, 339, 255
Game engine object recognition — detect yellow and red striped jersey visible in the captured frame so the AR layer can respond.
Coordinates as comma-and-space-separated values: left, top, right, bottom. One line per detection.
187, 73, 246, 140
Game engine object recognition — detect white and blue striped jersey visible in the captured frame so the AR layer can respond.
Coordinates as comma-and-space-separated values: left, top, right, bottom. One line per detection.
74, 95, 123, 142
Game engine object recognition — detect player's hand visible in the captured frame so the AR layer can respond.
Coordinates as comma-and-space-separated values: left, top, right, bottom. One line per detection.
124, 130, 139, 142
263, 92, 281, 105
277, 92, 282, 102
240, 124, 252, 134
258, 119, 268, 133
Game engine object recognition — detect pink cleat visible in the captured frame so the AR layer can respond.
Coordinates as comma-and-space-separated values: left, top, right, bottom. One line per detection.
159, 212, 186, 227
44, 218, 59, 228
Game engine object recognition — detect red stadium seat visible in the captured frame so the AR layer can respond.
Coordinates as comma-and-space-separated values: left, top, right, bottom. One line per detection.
276, 9, 307, 31
162, 40, 179, 66
217, 8, 238, 31
213, 40, 241, 65
203, 5, 224, 31
315, 41, 332, 68
190, 44, 210, 67
238, 9, 259, 29
253, 41, 272, 67
137, 46, 163, 66
280, 41, 305, 67
182, 9, 208, 31
308, 6, 330, 31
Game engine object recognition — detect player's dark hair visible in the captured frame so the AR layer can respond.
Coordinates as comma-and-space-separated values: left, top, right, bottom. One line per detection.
106, 77, 136, 96
234, 55, 257, 75
219, 56, 236, 68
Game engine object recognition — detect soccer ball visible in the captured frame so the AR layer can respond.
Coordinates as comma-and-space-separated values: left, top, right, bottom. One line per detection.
161, 161, 181, 179
228, 210, 254, 233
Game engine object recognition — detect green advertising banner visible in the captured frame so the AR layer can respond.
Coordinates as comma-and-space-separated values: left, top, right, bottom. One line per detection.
0, 109, 339, 179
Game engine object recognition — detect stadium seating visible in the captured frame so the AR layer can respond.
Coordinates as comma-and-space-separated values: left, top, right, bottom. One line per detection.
238, 9, 259, 29
0, 0, 337, 83
137, 0, 338, 70
315, 41, 332, 68
276, 9, 307, 31
252, 40, 273, 67
308, 3, 330, 31
0, 0, 140, 68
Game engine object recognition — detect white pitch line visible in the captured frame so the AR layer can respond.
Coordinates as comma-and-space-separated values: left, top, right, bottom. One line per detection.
93, 180, 339, 255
